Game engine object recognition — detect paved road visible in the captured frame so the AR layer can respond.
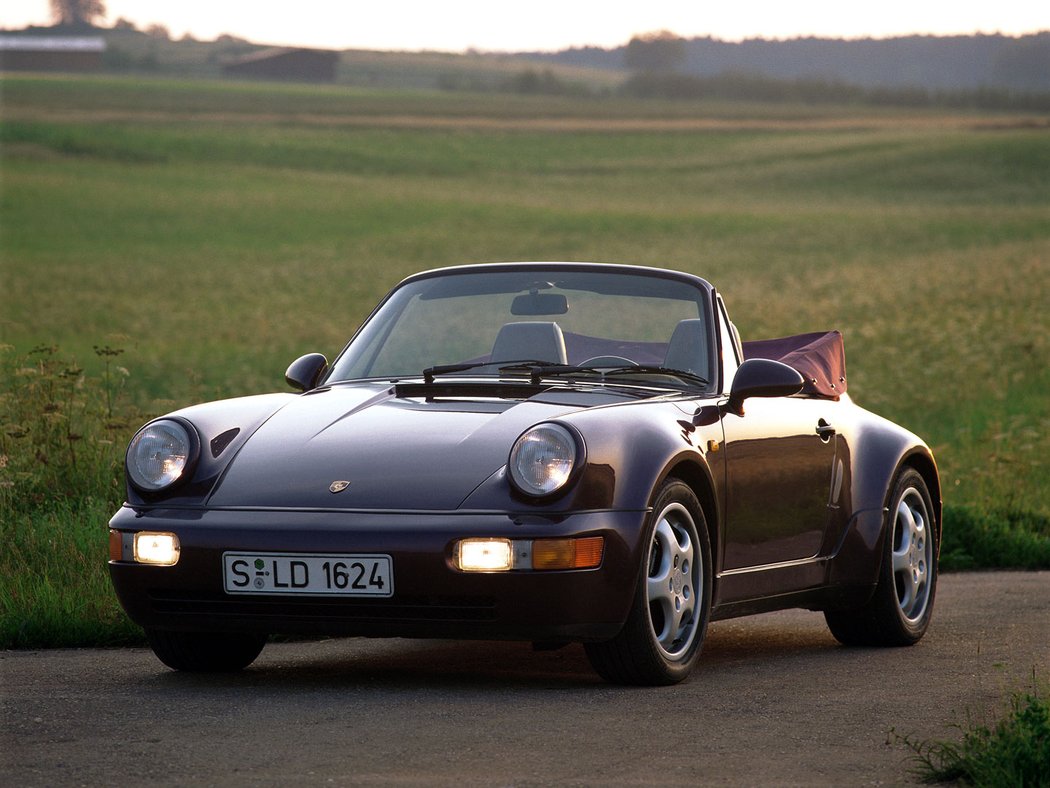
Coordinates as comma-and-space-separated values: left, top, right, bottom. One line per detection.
3, 572, 1047, 786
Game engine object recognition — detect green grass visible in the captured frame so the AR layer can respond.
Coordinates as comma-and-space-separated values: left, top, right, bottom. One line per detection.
941, 507, 1050, 571
1, 73, 1048, 646
3, 501, 143, 647
901, 686, 1050, 785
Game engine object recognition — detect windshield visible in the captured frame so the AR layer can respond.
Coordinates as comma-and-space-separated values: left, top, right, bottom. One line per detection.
328, 268, 714, 388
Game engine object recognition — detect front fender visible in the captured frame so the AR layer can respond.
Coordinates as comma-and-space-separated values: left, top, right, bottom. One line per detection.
458, 400, 724, 517
124, 393, 296, 507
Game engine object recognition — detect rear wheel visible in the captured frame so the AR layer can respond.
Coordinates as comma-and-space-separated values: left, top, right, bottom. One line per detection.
585, 479, 712, 685
825, 468, 937, 646
146, 629, 267, 672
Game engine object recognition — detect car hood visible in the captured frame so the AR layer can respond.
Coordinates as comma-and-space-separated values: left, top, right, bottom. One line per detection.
206, 383, 625, 510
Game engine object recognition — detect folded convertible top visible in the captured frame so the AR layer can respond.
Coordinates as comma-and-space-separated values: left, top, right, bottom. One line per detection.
742, 330, 847, 399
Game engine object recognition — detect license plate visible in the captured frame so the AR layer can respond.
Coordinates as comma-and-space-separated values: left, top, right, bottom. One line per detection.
223, 552, 393, 597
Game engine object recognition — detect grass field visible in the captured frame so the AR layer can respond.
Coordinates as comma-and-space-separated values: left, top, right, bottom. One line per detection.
1, 73, 1048, 646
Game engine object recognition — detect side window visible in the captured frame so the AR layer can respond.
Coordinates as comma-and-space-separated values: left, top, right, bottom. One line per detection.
716, 296, 740, 395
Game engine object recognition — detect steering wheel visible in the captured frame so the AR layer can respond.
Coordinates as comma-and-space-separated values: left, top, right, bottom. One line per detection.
579, 355, 639, 368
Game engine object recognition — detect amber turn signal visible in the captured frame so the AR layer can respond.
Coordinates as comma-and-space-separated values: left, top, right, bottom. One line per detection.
109, 530, 123, 562
532, 536, 604, 570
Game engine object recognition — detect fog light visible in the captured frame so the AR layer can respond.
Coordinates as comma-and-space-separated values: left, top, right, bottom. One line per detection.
456, 539, 513, 572
134, 532, 180, 566
532, 537, 604, 570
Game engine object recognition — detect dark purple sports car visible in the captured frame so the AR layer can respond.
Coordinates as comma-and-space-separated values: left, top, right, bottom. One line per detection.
109, 262, 940, 685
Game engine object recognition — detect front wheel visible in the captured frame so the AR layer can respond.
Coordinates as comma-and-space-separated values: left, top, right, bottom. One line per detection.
585, 479, 712, 685
825, 468, 938, 646
146, 629, 267, 672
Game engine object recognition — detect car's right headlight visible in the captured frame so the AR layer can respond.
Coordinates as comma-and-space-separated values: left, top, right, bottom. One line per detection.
126, 419, 197, 492
508, 423, 581, 498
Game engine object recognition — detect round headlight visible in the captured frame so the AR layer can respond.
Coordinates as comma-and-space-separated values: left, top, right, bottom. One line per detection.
508, 423, 579, 497
127, 419, 195, 492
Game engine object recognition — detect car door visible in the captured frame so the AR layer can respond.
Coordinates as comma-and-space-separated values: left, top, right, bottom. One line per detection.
720, 395, 838, 569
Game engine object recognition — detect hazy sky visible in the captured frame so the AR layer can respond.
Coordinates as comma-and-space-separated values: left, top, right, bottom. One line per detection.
3, 1, 1048, 51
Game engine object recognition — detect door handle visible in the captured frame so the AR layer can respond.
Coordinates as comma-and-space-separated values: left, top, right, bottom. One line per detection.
815, 419, 836, 441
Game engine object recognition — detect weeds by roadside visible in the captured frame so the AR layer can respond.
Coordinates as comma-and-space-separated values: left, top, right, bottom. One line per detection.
896, 679, 1049, 786
0, 344, 144, 647
0, 344, 138, 514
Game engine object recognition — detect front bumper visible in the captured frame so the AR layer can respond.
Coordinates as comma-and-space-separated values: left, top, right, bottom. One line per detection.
108, 505, 646, 642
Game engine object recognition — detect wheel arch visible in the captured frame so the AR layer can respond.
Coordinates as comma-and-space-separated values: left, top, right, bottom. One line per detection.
897, 449, 942, 551
659, 456, 722, 588
862, 449, 941, 582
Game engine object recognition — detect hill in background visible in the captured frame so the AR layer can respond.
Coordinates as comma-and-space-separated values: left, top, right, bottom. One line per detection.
523, 33, 1050, 93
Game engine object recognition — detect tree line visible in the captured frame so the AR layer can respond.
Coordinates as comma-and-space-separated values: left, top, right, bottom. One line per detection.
527, 30, 1050, 93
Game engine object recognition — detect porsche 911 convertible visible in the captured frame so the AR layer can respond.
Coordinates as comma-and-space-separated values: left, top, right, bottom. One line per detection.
109, 262, 940, 685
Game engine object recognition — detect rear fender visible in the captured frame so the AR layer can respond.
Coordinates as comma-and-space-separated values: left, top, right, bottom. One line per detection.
828, 416, 940, 587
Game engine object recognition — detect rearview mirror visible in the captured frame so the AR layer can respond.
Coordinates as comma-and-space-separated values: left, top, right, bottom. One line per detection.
511, 292, 568, 315
726, 358, 804, 416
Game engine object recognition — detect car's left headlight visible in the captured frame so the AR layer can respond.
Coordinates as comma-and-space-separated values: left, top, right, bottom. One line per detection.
126, 418, 198, 493
508, 423, 581, 497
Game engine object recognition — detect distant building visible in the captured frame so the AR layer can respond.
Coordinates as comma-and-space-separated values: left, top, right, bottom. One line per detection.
222, 47, 338, 83
0, 35, 106, 72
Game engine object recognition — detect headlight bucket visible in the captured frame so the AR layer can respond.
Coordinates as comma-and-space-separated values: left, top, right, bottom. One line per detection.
508, 423, 583, 498
126, 418, 199, 493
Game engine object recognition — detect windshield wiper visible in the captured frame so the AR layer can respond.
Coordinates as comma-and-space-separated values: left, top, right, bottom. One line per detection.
599, 366, 710, 388
422, 359, 558, 384
500, 362, 708, 388
497, 362, 594, 385
422, 360, 708, 389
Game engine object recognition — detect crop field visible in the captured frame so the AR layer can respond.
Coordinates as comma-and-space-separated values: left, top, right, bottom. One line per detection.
1, 73, 1048, 645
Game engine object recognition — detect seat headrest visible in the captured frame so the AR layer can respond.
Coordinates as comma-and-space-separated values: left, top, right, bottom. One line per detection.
491, 321, 568, 365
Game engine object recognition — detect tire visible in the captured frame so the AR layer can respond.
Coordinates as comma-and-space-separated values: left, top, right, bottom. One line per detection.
146, 629, 267, 672
825, 468, 938, 647
585, 479, 712, 685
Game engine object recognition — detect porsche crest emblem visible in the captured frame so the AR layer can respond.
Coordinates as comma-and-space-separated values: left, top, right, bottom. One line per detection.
329, 480, 350, 494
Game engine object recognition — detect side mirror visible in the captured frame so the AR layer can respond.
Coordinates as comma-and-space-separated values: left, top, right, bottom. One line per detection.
285, 353, 328, 392
726, 358, 804, 416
